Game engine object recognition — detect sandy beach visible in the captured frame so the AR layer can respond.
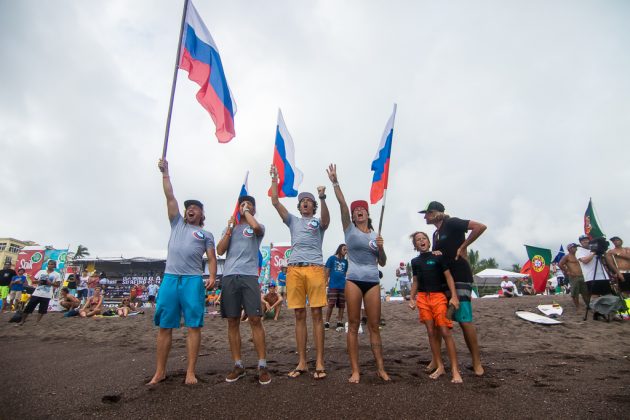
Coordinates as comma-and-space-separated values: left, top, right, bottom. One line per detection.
1, 294, 629, 419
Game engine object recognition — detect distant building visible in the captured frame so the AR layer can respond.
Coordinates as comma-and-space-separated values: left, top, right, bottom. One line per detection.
0, 238, 37, 267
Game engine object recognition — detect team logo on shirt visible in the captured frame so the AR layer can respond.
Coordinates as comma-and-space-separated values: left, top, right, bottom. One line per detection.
243, 227, 254, 238
532, 255, 546, 272
306, 219, 320, 231
193, 231, 206, 240
368, 239, 378, 250
426, 259, 436, 266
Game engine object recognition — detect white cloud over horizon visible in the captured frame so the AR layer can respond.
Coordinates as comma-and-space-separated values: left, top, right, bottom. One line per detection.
1, 0, 629, 289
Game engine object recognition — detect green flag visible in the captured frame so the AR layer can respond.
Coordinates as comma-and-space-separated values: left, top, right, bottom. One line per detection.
584, 198, 605, 239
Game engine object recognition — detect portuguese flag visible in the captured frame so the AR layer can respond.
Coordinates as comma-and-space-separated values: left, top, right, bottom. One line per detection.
525, 245, 552, 293
584, 198, 605, 239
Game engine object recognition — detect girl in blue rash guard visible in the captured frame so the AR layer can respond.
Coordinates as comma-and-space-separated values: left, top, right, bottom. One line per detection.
326, 164, 390, 383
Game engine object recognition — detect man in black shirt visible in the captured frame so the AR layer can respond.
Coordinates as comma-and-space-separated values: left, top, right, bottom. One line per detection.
420, 201, 486, 376
0, 262, 18, 313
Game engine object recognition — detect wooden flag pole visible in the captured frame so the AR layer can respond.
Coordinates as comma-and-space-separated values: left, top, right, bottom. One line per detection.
161, 0, 190, 159
377, 188, 388, 236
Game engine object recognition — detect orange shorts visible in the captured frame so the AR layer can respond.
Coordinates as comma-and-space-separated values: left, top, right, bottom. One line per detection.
286, 265, 327, 309
417, 292, 452, 328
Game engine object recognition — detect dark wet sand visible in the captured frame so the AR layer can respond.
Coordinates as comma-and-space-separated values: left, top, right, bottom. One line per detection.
1, 294, 629, 419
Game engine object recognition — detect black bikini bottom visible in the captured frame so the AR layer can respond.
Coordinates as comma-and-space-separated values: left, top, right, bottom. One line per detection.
347, 280, 379, 296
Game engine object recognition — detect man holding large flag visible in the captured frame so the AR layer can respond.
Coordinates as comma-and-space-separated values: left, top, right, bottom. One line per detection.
421, 201, 486, 376
149, 159, 217, 386
269, 166, 330, 379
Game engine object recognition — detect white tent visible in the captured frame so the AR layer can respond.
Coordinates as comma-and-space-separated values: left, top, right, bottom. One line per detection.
474, 269, 528, 288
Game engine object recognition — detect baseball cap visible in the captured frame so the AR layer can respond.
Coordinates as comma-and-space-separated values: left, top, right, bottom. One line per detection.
298, 192, 316, 202
418, 201, 445, 214
578, 234, 589, 241
610, 236, 622, 241
184, 199, 204, 210
350, 200, 369, 213
567, 243, 578, 249
238, 195, 256, 207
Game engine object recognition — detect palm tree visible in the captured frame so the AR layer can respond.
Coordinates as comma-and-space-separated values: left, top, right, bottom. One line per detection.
74, 245, 90, 259
511, 263, 522, 272
477, 257, 498, 271
468, 249, 480, 271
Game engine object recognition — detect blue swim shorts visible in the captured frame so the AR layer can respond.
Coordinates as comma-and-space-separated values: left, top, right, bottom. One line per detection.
454, 301, 473, 323
154, 274, 205, 328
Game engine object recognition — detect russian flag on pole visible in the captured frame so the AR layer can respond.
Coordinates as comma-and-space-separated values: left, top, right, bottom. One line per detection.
179, 1, 236, 143
268, 109, 303, 198
232, 171, 249, 222
370, 104, 397, 204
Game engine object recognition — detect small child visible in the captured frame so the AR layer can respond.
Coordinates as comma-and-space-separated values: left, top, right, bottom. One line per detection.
408, 231, 462, 383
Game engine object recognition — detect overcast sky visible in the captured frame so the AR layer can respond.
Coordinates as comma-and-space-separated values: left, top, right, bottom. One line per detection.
1, 0, 628, 289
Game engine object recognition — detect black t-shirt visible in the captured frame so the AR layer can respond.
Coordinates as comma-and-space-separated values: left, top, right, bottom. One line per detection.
411, 252, 449, 293
0, 269, 17, 287
432, 216, 473, 283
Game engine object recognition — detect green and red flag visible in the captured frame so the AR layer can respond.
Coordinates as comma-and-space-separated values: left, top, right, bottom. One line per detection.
525, 245, 552, 293
584, 198, 605, 239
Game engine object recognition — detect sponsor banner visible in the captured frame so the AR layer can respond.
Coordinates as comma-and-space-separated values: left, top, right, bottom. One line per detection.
258, 246, 270, 284
43, 249, 68, 271
121, 275, 162, 285
270, 245, 292, 281
16, 248, 46, 282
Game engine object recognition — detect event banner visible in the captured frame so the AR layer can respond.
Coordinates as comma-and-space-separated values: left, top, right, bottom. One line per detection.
525, 245, 552, 293
270, 244, 292, 281
16, 248, 46, 281
44, 249, 68, 271
258, 246, 270, 284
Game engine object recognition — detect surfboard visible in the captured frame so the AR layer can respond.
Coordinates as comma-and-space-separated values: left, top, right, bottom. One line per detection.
516, 310, 563, 325
537, 304, 563, 318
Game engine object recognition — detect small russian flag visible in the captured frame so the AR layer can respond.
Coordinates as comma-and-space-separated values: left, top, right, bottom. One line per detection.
179, 1, 236, 143
268, 109, 303, 198
370, 104, 397, 204
232, 171, 249, 222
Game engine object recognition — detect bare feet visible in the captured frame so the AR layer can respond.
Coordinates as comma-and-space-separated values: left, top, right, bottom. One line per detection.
451, 371, 463, 383
376, 370, 391, 382
429, 366, 445, 380
146, 373, 166, 386
424, 362, 437, 372
473, 364, 484, 376
185, 372, 198, 385
348, 371, 360, 383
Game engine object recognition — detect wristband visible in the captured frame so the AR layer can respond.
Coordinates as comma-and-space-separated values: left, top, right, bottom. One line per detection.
332, 182, 339, 187
319, 194, 326, 200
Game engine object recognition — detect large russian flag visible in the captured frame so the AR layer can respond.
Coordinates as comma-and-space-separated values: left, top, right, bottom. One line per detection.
232, 171, 249, 222
268, 109, 303, 198
370, 105, 397, 204
179, 1, 236, 143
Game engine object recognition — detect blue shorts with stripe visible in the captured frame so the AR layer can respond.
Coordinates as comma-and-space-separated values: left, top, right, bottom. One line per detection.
154, 273, 205, 328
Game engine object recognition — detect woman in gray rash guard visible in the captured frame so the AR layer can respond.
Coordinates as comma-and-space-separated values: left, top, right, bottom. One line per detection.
326, 164, 391, 383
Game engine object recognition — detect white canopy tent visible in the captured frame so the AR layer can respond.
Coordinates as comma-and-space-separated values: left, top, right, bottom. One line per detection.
474, 269, 528, 288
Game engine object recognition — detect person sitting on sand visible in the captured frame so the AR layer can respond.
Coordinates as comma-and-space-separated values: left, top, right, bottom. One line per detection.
263, 283, 283, 320
408, 231, 462, 384
327, 164, 390, 383
520, 278, 535, 295
80, 286, 103, 317
500, 277, 516, 297
117, 297, 137, 317
59, 287, 81, 316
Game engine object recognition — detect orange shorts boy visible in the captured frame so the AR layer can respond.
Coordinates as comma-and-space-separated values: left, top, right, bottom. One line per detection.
416, 292, 452, 328
286, 265, 327, 309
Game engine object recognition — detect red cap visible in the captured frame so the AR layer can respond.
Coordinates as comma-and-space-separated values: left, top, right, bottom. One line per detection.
350, 200, 369, 214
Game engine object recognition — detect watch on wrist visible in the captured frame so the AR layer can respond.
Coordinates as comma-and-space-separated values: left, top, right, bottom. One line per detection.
319, 194, 327, 200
